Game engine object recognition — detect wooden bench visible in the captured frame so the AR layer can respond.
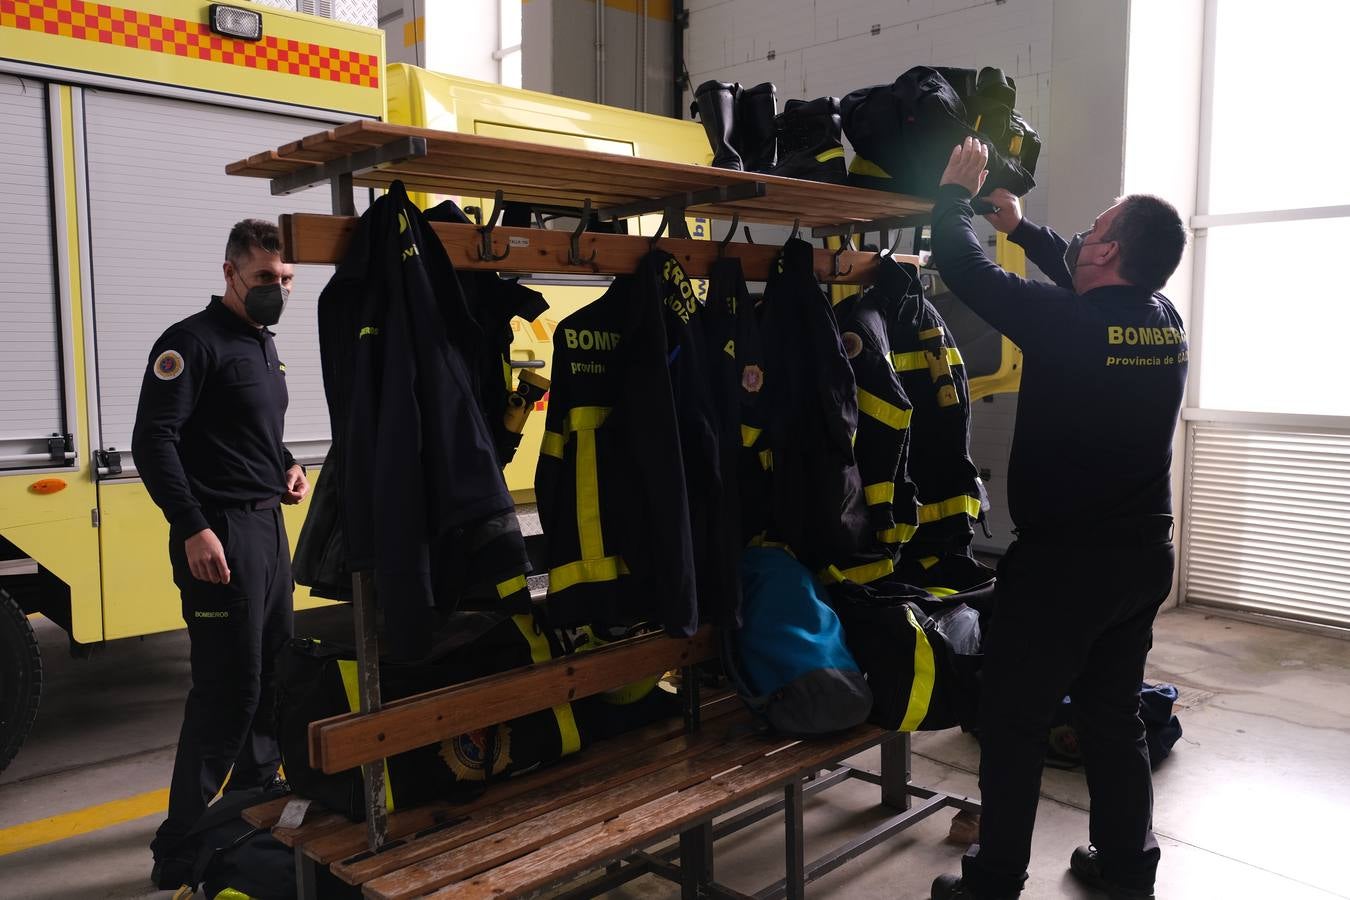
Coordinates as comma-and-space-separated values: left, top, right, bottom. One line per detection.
246, 627, 978, 899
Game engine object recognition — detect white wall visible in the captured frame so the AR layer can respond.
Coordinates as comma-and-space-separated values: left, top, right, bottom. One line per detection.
684, 0, 1057, 551
380, 0, 504, 82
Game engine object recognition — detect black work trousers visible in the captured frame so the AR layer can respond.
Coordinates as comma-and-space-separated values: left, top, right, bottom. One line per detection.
962, 534, 1173, 897
152, 504, 293, 858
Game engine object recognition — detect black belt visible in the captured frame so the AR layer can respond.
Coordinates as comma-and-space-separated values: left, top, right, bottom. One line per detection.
207, 496, 281, 513
1015, 515, 1173, 547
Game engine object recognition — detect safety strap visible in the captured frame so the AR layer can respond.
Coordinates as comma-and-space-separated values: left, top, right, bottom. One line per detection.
899, 605, 936, 731
547, 555, 630, 592
815, 146, 845, 163
495, 574, 528, 599
336, 660, 395, 812
511, 614, 582, 756
819, 557, 895, 586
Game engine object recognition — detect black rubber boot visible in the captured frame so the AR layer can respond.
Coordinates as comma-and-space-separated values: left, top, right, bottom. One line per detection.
768, 97, 847, 184
691, 79, 744, 170
736, 81, 777, 172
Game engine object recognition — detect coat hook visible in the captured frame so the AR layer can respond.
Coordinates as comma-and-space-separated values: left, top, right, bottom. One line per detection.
476, 189, 512, 262
789, 218, 800, 241
887, 226, 905, 257
831, 228, 854, 278
743, 225, 755, 244
718, 214, 740, 258
650, 209, 672, 250
567, 199, 598, 267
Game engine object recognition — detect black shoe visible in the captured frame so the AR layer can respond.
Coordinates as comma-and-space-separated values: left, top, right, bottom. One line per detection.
1069, 846, 1156, 899
768, 97, 847, 184
736, 82, 777, 173
931, 873, 1017, 900
691, 80, 743, 170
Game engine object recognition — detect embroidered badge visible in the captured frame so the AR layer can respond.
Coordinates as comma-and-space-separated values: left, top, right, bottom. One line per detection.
153, 350, 185, 381
741, 364, 765, 394
841, 331, 864, 359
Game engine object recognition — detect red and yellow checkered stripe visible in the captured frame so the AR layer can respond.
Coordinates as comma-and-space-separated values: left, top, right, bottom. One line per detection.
0, 0, 380, 88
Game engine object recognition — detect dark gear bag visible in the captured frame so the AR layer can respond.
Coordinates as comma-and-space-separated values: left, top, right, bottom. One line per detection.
1047, 682, 1184, 771
566, 624, 683, 741
830, 583, 981, 731
841, 66, 1035, 199
277, 612, 585, 820
723, 547, 873, 737
178, 786, 294, 900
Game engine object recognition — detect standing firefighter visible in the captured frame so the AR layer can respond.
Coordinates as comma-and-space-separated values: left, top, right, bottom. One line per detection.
133, 219, 310, 888
929, 139, 1187, 900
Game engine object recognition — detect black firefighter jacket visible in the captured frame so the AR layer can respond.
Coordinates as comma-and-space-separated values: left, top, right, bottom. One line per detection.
294, 182, 530, 660
534, 250, 698, 636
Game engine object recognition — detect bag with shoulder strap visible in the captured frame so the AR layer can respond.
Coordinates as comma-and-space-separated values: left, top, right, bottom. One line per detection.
722, 547, 873, 737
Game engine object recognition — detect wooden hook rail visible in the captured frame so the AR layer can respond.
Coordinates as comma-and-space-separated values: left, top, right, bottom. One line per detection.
280, 213, 926, 284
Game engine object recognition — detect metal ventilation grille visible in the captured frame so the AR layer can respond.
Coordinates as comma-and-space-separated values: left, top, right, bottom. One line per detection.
1184, 423, 1350, 629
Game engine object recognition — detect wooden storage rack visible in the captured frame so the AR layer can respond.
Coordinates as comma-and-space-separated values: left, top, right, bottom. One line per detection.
227, 121, 975, 898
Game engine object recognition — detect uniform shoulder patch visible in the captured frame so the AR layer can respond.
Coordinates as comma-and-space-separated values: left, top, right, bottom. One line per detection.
153, 350, 185, 381
841, 331, 864, 359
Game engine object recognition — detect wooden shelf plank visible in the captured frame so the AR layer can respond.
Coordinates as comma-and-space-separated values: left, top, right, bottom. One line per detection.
279, 214, 925, 284
227, 119, 931, 230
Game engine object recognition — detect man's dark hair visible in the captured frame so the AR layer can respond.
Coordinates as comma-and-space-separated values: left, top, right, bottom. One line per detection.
1102, 194, 1187, 292
225, 219, 282, 267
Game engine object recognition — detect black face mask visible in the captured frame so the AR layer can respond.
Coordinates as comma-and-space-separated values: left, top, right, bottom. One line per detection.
235, 275, 288, 327
1063, 231, 1087, 273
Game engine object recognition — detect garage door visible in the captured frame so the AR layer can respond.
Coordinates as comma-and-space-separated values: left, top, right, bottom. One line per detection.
0, 75, 66, 471
83, 89, 352, 470
1184, 423, 1350, 629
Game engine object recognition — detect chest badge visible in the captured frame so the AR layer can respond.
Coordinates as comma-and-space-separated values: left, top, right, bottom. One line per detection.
153, 350, 185, 381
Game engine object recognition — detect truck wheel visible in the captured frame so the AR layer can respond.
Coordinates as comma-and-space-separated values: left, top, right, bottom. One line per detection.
0, 588, 41, 773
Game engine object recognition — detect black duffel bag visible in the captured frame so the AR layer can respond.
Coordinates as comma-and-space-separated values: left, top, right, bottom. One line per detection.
842, 65, 1037, 199
277, 610, 586, 819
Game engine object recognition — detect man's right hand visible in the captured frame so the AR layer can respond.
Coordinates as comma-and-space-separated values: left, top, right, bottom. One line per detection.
983, 188, 1024, 234
185, 528, 231, 584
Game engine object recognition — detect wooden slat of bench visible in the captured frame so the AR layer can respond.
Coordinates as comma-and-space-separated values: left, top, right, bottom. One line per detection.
304, 694, 742, 867
362, 728, 791, 900
425, 725, 890, 899
275, 811, 354, 848
334, 705, 754, 885
311, 629, 718, 775
243, 797, 290, 829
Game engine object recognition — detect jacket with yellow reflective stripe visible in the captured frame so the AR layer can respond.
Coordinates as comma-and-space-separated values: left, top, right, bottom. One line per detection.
931, 184, 1187, 532
753, 238, 869, 570
835, 286, 919, 555
534, 251, 697, 636
873, 257, 983, 558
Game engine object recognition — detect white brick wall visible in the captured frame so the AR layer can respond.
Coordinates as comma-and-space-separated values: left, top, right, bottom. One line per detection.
686, 0, 1055, 551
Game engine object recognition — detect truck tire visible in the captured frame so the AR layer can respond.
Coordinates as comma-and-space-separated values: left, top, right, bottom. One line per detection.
0, 588, 41, 774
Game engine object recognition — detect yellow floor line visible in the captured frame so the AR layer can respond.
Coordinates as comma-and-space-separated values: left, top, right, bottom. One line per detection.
0, 787, 168, 856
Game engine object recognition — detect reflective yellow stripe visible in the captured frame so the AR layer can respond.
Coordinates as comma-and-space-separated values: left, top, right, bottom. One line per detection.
759, 448, 773, 471
891, 347, 964, 372
748, 534, 796, 555
917, 495, 982, 524
495, 574, 528, 599
864, 482, 895, 506
741, 424, 762, 447
877, 523, 918, 544
919, 556, 940, 570
511, 614, 583, 755
541, 431, 564, 459
214, 890, 254, 900
926, 587, 958, 597
575, 428, 604, 559
857, 388, 912, 430
337, 660, 395, 812
820, 557, 895, 586
899, 605, 935, 731
548, 556, 630, 592
565, 406, 611, 433
815, 146, 845, 163
848, 154, 891, 179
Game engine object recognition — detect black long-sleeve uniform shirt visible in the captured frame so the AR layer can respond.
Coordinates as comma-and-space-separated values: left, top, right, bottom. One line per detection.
931, 185, 1187, 533
132, 296, 295, 537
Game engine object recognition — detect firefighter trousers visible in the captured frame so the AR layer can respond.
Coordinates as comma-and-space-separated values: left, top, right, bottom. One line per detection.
963, 532, 1173, 896
153, 503, 293, 857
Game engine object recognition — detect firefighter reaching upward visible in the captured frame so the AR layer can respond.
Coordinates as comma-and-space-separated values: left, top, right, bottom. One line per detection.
132, 219, 309, 889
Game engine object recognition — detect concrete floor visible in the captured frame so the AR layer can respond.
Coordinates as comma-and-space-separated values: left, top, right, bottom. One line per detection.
1, 607, 1347, 899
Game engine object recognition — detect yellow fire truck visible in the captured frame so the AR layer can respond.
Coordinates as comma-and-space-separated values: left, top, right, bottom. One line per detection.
0, 1, 1019, 771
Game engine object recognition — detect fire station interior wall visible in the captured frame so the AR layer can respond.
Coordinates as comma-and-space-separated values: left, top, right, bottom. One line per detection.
682, 0, 1056, 553
252, 0, 379, 28
523, 0, 677, 117
82, 89, 353, 468
0, 75, 65, 467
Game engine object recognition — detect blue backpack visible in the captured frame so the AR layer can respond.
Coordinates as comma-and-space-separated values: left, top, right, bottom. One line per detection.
724, 547, 873, 736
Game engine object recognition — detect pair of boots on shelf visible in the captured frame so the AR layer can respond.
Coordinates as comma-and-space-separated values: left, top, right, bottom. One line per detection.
690, 80, 847, 184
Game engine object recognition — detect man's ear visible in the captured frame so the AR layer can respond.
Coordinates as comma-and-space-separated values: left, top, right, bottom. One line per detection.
1096, 240, 1121, 267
